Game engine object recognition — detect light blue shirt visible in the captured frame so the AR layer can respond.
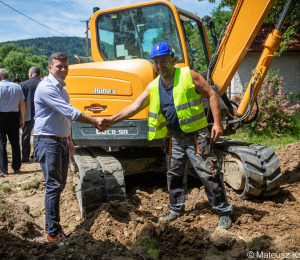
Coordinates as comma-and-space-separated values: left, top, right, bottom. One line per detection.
0, 79, 24, 112
33, 74, 82, 138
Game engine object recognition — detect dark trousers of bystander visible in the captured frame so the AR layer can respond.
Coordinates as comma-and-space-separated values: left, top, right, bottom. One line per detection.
22, 119, 35, 161
33, 137, 69, 237
0, 112, 21, 173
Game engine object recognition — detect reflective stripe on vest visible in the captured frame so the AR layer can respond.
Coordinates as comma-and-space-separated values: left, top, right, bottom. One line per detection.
148, 112, 158, 119
176, 99, 201, 111
147, 67, 208, 140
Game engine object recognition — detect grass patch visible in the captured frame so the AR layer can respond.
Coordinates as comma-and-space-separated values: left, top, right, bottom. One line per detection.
29, 209, 41, 217
0, 182, 18, 192
138, 237, 159, 260
230, 127, 300, 151
21, 179, 41, 190
0, 184, 11, 193
29, 208, 45, 218
246, 238, 260, 249
64, 224, 74, 231
9, 182, 18, 188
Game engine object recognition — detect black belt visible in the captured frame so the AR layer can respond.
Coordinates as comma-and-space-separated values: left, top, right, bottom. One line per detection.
34, 135, 67, 142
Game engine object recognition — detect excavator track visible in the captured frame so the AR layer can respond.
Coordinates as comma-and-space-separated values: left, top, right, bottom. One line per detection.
214, 138, 282, 199
72, 147, 126, 217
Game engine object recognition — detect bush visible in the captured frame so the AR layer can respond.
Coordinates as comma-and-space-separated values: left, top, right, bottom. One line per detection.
232, 71, 300, 136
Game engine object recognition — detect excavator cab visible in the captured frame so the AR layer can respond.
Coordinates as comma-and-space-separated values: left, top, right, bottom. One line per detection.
91, 1, 212, 72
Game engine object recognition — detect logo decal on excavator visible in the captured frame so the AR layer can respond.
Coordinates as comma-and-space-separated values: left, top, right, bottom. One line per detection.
94, 87, 117, 94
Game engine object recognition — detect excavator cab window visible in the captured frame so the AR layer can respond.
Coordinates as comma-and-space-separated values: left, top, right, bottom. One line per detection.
179, 13, 210, 73
97, 4, 183, 62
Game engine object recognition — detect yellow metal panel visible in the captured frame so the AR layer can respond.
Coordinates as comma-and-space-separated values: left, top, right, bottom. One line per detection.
66, 59, 155, 119
66, 76, 132, 96
211, 0, 275, 95
69, 98, 148, 119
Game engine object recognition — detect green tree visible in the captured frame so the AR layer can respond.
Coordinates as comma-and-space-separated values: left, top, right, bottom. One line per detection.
0, 43, 48, 82
198, 0, 300, 56
179, 7, 232, 74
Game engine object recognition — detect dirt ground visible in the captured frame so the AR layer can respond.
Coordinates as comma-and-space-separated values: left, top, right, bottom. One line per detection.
0, 141, 300, 260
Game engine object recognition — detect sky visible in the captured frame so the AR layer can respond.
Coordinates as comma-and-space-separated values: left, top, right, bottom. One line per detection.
0, 0, 222, 42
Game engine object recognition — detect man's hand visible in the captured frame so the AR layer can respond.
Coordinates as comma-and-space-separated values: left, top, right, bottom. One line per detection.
95, 117, 111, 132
20, 119, 25, 128
211, 123, 223, 142
68, 137, 75, 156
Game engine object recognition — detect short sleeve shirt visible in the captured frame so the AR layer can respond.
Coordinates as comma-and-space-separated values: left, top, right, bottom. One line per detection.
0, 79, 24, 112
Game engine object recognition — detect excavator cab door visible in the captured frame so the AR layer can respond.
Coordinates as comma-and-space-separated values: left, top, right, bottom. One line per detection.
178, 13, 211, 74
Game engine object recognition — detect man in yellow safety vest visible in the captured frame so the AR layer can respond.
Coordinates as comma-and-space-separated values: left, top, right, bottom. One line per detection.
100, 42, 233, 229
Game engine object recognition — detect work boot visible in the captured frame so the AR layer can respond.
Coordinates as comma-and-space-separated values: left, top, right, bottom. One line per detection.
158, 211, 178, 222
218, 215, 232, 229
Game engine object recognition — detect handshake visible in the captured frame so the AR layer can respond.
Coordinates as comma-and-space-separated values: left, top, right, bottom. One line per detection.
94, 117, 111, 132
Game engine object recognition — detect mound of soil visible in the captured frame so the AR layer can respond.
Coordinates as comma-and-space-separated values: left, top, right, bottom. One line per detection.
276, 141, 300, 185
0, 196, 36, 238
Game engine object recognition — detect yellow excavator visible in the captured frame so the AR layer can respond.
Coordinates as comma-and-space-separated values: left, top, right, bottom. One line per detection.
66, 0, 292, 217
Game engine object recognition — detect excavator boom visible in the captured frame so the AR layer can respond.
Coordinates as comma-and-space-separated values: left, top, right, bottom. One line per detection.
210, 0, 275, 95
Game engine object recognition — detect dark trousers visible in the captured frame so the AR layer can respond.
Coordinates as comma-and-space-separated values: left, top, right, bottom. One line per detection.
33, 137, 69, 237
166, 128, 232, 216
22, 119, 34, 161
0, 112, 21, 172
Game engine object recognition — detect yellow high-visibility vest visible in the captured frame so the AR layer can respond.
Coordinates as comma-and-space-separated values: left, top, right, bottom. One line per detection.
147, 67, 208, 140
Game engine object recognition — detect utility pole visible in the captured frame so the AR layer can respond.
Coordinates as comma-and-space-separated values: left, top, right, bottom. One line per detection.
82, 8, 99, 63
84, 19, 90, 63
81, 18, 91, 63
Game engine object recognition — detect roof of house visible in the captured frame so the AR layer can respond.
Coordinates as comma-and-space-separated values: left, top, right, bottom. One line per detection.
248, 23, 300, 52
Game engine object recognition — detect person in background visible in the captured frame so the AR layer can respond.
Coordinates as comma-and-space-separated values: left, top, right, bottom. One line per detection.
0, 69, 25, 174
19, 66, 41, 163
11, 76, 20, 84
33, 52, 109, 241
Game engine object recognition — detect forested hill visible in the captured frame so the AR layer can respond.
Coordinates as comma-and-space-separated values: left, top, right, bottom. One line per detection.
1, 36, 91, 65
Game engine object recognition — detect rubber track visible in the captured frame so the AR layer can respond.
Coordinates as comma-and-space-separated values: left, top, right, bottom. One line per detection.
72, 147, 126, 217
215, 138, 282, 199
87, 147, 126, 203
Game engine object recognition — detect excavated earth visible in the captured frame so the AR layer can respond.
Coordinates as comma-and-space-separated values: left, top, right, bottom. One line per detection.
0, 141, 300, 260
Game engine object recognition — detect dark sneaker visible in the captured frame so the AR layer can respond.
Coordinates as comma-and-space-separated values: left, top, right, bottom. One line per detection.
218, 215, 232, 229
158, 211, 178, 222
21, 158, 30, 163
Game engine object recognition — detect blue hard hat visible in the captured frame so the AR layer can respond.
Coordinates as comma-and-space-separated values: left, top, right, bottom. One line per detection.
150, 42, 173, 59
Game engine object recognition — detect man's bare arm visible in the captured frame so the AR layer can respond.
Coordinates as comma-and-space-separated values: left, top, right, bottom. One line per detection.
105, 85, 150, 126
19, 99, 25, 128
190, 70, 223, 141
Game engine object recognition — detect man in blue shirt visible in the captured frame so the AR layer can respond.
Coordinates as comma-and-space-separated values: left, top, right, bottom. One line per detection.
33, 52, 108, 242
0, 69, 25, 174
